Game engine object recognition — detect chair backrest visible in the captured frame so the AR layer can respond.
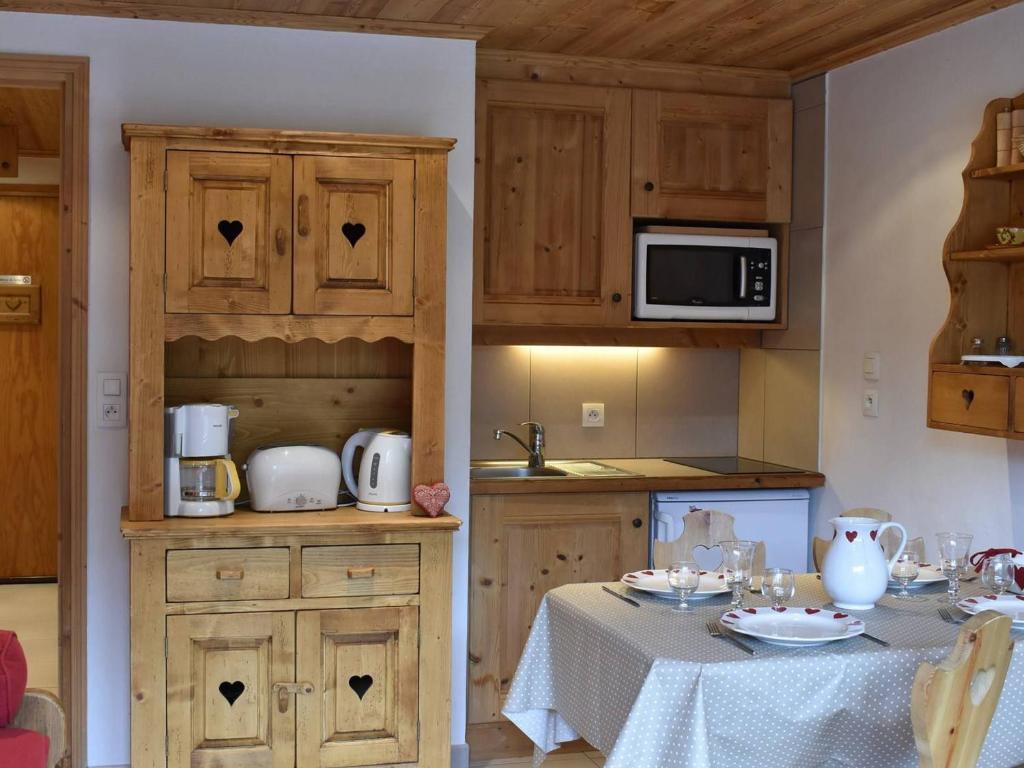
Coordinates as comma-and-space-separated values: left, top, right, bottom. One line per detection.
911, 610, 1014, 768
812, 536, 829, 572
10, 689, 67, 768
653, 508, 766, 575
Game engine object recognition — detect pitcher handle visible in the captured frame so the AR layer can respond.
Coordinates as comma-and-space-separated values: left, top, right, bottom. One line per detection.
879, 522, 908, 573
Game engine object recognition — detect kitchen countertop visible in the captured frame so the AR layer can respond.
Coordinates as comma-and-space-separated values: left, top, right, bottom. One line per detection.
469, 458, 825, 495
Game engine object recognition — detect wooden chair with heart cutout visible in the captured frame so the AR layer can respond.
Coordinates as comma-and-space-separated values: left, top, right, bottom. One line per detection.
653, 508, 765, 576
912, 609, 1014, 768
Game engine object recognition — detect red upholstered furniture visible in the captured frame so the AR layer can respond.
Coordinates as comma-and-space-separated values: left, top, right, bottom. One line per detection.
0, 630, 49, 768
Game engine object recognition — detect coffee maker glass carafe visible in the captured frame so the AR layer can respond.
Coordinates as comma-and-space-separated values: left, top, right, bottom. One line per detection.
180, 458, 240, 500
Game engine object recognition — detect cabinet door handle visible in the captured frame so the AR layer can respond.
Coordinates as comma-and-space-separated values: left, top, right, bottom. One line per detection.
632, 518, 643, 528
297, 194, 310, 237
643, 181, 655, 192
275, 227, 287, 256
962, 389, 975, 410
272, 681, 314, 714
216, 568, 244, 581
347, 566, 376, 579
612, 292, 623, 303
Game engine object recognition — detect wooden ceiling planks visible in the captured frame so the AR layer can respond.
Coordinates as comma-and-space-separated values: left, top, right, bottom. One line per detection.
0, 0, 1018, 77
0, 86, 61, 156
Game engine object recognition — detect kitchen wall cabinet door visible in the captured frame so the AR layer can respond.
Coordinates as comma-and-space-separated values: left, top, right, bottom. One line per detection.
293, 155, 415, 316
166, 151, 293, 313
468, 493, 647, 743
632, 90, 793, 223
166, 611, 295, 768
296, 606, 419, 767
474, 80, 632, 326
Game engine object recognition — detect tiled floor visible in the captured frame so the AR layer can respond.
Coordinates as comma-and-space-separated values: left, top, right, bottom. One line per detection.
0, 583, 59, 695
471, 751, 605, 767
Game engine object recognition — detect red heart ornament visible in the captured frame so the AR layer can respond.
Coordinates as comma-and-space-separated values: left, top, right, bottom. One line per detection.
412, 483, 450, 517
845, 531, 858, 543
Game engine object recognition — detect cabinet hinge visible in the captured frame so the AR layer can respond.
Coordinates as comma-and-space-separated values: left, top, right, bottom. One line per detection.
162, 274, 168, 294
164, 637, 168, 658
163, 169, 167, 192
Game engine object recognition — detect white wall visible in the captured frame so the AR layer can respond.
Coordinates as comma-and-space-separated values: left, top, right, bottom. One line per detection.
820, 3, 1024, 557
0, 13, 474, 766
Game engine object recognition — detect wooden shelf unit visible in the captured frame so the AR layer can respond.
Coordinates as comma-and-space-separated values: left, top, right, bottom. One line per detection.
928, 92, 1024, 439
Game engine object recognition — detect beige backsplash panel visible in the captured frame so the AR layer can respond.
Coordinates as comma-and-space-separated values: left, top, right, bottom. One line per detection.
471, 346, 739, 460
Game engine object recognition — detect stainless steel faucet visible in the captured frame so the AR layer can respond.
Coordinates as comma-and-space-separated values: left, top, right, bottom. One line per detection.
494, 421, 546, 468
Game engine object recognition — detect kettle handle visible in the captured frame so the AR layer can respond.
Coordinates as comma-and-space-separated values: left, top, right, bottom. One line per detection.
879, 522, 908, 573
341, 430, 376, 497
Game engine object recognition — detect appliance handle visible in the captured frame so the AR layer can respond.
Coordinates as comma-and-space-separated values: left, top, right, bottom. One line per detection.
738, 255, 748, 299
341, 430, 377, 497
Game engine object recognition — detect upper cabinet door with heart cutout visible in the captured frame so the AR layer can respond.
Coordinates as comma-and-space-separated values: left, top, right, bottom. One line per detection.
166, 150, 292, 313
292, 155, 414, 316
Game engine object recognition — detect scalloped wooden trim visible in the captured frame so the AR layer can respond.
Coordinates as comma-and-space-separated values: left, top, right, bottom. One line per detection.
164, 314, 415, 344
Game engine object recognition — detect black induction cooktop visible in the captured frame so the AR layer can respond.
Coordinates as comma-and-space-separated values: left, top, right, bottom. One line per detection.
665, 456, 802, 475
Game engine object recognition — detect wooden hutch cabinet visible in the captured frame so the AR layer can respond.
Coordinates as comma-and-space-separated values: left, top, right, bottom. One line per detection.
122, 124, 459, 768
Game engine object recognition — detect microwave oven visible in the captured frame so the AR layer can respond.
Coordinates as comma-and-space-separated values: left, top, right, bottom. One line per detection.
633, 232, 777, 322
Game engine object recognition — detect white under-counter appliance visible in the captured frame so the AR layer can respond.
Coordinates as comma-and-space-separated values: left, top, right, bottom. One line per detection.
634, 231, 777, 322
651, 488, 810, 572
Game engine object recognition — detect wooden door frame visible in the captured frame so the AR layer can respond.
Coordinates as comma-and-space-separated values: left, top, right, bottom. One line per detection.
0, 53, 88, 768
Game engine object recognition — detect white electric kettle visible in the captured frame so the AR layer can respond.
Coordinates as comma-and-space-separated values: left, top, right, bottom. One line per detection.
341, 429, 412, 512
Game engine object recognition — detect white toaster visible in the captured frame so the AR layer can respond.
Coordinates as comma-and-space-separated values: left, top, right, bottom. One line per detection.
244, 445, 342, 512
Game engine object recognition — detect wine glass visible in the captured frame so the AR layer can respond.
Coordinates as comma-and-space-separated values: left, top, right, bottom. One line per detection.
720, 540, 756, 610
936, 532, 973, 603
666, 561, 701, 612
891, 552, 920, 599
982, 554, 1016, 595
760, 568, 796, 609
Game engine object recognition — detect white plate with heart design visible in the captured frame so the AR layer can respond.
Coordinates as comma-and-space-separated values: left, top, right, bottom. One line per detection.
720, 607, 865, 646
888, 563, 946, 589
956, 593, 1024, 624
621, 569, 730, 600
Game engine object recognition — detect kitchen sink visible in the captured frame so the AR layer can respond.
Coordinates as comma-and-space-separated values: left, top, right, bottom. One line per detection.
469, 466, 569, 479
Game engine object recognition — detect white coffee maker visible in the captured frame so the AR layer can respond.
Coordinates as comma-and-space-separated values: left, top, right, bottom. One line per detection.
165, 404, 241, 518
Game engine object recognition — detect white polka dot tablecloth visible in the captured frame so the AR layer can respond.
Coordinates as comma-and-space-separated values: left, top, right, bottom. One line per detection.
502, 575, 1024, 768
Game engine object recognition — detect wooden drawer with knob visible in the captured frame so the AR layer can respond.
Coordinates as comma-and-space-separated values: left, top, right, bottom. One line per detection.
166, 547, 291, 602
301, 544, 420, 598
929, 371, 1010, 432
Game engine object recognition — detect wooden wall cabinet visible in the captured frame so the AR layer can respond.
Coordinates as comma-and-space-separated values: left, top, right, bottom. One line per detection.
928, 92, 1024, 440
467, 492, 648, 760
631, 90, 793, 222
473, 64, 793, 345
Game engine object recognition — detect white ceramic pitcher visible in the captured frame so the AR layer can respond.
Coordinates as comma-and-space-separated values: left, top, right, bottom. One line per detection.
821, 517, 907, 610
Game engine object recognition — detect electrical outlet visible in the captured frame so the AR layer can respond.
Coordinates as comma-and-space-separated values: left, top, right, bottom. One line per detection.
862, 389, 879, 418
582, 402, 605, 428
102, 402, 123, 424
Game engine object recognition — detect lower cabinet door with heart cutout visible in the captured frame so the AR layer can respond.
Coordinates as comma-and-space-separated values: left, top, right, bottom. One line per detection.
296, 606, 419, 767
166, 611, 295, 768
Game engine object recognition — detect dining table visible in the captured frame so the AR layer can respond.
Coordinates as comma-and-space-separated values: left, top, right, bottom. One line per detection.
502, 574, 1024, 768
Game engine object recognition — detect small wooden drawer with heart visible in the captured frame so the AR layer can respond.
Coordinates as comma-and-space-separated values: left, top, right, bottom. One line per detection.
0, 284, 40, 325
930, 371, 1010, 433
166, 547, 291, 602
301, 544, 419, 598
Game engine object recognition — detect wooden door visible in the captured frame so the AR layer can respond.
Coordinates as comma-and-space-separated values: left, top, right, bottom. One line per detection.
474, 80, 632, 326
296, 607, 419, 767
468, 493, 648, 734
293, 155, 414, 316
0, 188, 59, 578
632, 90, 792, 222
166, 150, 292, 313
166, 612, 295, 768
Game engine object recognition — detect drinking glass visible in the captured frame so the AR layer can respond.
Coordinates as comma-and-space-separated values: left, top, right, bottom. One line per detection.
666, 561, 701, 612
720, 540, 756, 610
936, 532, 974, 603
760, 568, 796, 609
891, 552, 920, 599
982, 554, 1016, 595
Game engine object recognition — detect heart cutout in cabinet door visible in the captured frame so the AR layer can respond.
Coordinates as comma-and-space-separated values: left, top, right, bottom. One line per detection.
218, 680, 245, 706
217, 219, 244, 246
349, 674, 374, 700
342, 222, 366, 247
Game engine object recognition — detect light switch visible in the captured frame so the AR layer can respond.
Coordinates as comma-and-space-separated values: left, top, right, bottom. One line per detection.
863, 353, 880, 381
863, 389, 879, 418
102, 378, 121, 397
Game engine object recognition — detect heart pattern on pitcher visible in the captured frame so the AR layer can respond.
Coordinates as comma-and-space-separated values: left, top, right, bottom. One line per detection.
845, 531, 858, 543
413, 482, 451, 517
870, 530, 878, 541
